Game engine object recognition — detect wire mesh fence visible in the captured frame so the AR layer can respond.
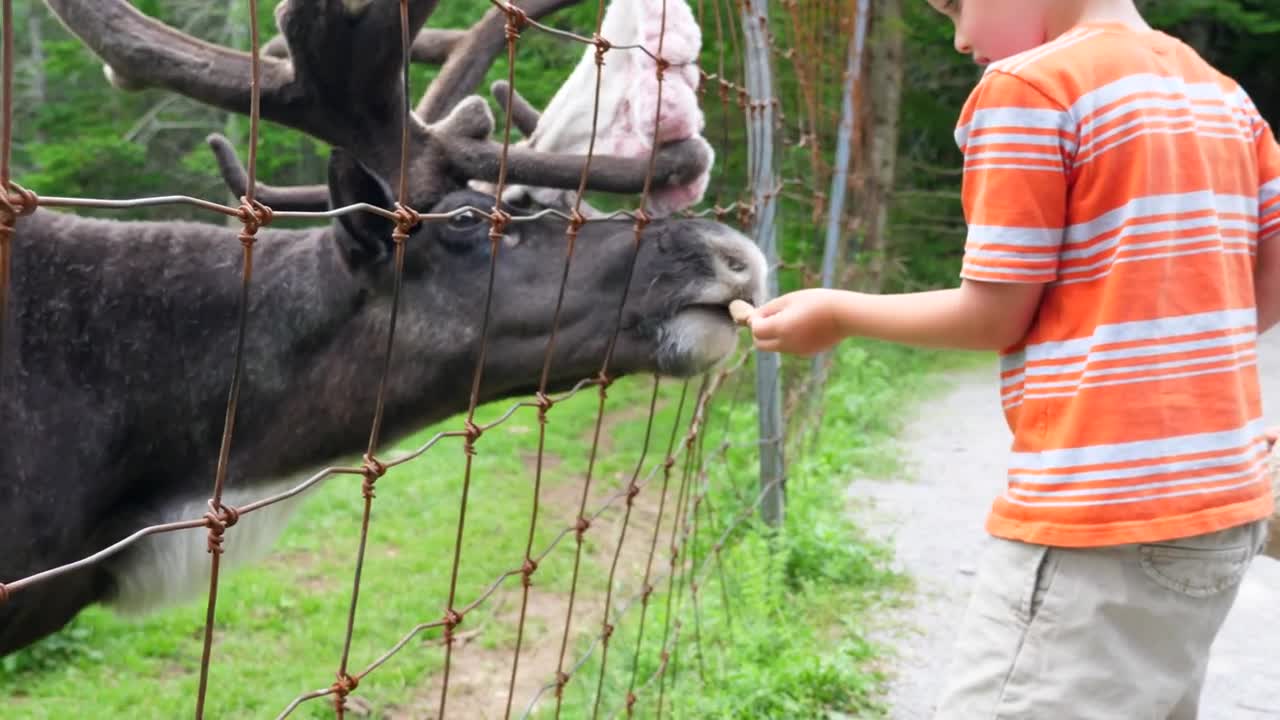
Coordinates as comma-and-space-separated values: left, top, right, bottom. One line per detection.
0, 0, 867, 717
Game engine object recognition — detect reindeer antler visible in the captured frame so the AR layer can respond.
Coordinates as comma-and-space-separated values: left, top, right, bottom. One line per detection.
206, 134, 330, 212
44, 0, 712, 213
415, 0, 584, 124
490, 80, 541, 138
44, 0, 442, 147
262, 25, 465, 64
45, 0, 309, 130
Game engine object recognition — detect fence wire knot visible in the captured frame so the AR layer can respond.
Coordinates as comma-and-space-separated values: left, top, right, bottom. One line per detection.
626, 691, 637, 713
554, 671, 570, 698
235, 197, 273, 245
204, 500, 241, 555
535, 391, 554, 423
330, 671, 359, 712
463, 419, 483, 456
361, 453, 386, 499
335, 671, 359, 694
1, 182, 37, 225
443, 608, 464, 644
601, 622, 614, 641
625, 483, 641, 505
641, 583, 654, 603
686, 417, 706, 440
520, 557, 538, 587
595, 370, 613, 393
502, 3, 528, 41
574, 515, 591, 539
655, 56, 671, 81
592, 34, 611, 65
392, 202, 421, 240
488, 206, 512, 242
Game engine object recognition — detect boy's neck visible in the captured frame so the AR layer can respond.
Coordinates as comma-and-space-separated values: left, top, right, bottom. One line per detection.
1046, 0, 1150, 40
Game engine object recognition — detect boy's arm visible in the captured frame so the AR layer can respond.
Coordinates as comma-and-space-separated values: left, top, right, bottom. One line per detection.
1258, 238, 1279, 334
749, 281, 1044, 354
1257, 115, 1280, 335
751, 70, 1069, 356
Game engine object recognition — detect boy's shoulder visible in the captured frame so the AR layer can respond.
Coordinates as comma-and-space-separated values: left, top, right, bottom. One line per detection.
974, 23, 1243, 114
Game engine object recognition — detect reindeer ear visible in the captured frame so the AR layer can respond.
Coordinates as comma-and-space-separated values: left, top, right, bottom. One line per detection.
327, 147, 396, 269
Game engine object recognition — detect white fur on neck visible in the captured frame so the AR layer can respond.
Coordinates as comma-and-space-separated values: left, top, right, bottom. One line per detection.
103, 479, 305, 616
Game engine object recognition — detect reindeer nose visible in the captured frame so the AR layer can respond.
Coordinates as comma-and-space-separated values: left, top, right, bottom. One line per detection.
703, 223, 768, 304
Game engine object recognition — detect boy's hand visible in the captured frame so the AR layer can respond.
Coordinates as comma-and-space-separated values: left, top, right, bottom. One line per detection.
748, 289, 847, 356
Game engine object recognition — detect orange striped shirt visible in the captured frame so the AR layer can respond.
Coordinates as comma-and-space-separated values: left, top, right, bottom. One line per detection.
955, 22, 1279, 547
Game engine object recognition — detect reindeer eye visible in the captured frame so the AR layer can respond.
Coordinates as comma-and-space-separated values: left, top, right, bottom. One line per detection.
448, 209, 484, 231
507, 193, 533, 212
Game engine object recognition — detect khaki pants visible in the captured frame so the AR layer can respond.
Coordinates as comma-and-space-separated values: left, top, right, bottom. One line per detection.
935, 519, 1270, 719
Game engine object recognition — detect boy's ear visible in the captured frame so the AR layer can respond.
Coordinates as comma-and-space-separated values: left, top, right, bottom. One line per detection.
327, 147, 396, 269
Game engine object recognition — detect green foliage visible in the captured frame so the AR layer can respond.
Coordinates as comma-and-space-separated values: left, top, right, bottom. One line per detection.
1141, 0, 1280, 32
0, 623, 103, 676
549, 340, 969, 719
882, 1, 1280, 291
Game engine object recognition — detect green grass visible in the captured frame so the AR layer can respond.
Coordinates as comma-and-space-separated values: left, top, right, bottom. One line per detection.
548, 341, 984, 720
0, 342, 983, 719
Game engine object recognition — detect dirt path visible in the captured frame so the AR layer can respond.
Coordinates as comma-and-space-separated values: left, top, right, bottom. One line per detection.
851, 331, 1280, 719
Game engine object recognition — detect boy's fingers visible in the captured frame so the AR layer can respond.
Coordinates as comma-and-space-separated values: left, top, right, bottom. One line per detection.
754, 337, 782, 353
750, 313, 780, 341
755, 296, 788, 318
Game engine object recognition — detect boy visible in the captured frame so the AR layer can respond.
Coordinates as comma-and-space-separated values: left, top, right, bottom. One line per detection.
746, 0, 1279, 717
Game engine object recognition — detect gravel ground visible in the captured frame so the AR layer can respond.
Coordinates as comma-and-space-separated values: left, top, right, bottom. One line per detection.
851, 331, 1280, 719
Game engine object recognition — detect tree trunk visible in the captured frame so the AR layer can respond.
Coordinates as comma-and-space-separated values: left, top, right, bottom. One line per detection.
856, 0, 904, 291
26, 7, 47, 144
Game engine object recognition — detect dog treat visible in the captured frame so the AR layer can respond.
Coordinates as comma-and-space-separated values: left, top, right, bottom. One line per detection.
729, 299, 754, 325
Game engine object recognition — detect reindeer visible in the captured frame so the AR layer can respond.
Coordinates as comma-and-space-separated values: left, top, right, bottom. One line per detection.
0, 0, 766, 656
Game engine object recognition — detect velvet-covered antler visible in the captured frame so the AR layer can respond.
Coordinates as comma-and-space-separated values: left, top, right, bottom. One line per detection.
44, 0, 712, 212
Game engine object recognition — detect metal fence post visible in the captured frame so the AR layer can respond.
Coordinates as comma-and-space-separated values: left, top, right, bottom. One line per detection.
742, 0, 785, 527
811, 0, 870, 385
